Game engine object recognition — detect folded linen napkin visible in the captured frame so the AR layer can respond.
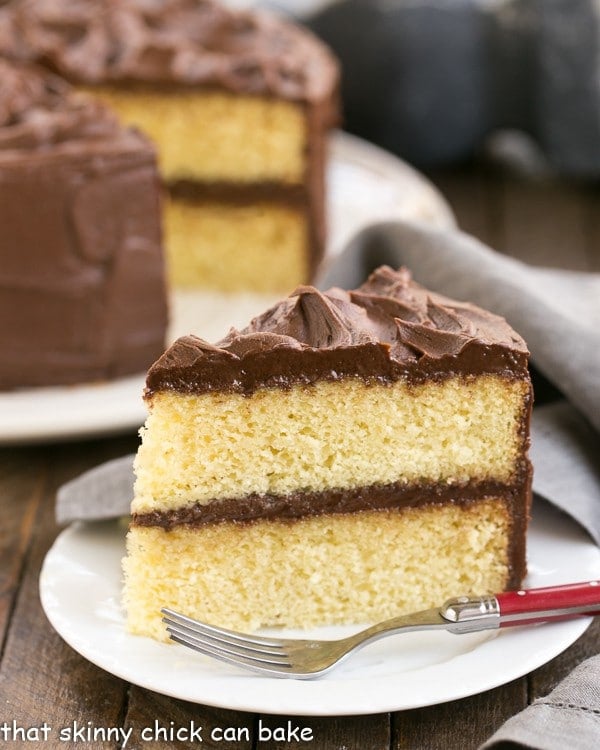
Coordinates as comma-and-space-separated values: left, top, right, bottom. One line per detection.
481, 654, 600, 750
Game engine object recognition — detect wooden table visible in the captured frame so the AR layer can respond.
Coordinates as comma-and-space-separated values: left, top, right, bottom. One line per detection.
1, 165, 599, 749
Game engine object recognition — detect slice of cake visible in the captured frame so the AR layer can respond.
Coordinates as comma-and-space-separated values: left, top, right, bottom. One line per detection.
0, 60, 167, 389
123, 266, 532, 640
1, 0, 340, 293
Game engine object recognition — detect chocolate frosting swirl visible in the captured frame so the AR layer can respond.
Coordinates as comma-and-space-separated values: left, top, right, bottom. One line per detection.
0, 59, 123, 150
146, 265, 529, 396
0, 0, 339, 106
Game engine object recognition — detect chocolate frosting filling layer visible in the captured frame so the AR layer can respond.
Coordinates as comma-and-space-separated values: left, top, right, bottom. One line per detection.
132, 476, 530, 531
132, 476, 531, 589
146, 265, 530, 396
169, 179, 308, 206
0, 0, 339, 109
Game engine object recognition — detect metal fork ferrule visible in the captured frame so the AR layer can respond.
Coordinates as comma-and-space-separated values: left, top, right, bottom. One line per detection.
439, 595, 501, 633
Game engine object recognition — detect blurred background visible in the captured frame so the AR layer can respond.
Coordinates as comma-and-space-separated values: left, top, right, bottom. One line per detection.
229, 0, 600, 403
230, 0, 600, 180
235, 0, 599, 284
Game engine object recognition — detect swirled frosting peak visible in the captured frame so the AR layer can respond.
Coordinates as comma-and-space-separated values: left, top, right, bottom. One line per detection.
0, 59, 122, 151
0, 0, 339, 103
146, 266, 529, 396
242, 285, 376, 349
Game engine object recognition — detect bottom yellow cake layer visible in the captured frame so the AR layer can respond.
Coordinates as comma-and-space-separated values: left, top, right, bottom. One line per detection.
164, 196, 308, 292
123, 499, 511, 641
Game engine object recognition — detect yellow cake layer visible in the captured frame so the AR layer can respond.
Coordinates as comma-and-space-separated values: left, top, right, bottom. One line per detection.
133, 376, 529, 515
164, 197, 308, 292
82, 87, 307, 184
124, 499, 511, 638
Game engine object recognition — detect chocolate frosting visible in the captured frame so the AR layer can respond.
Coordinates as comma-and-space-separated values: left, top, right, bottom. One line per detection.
0, 59, 123, 150
133, 477, 531, 590
146, 265, 530, 396
133, 477, 528, 531
0, 59, 168, 389
0, 0, 339, 107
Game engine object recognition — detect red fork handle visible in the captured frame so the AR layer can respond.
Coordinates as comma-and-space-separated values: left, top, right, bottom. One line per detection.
497, 580, 600, 627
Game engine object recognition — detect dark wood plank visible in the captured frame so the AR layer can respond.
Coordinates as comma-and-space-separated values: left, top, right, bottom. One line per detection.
0, 447, 46, 648
392, 681, 527, 750
493, 176, 591, 270
0, 438, 136, 749
125, 694, 390, 749
431, 165, 600, 274
429, 167, 497, 245
583, 184, 600, 272
124, 688, 254, 749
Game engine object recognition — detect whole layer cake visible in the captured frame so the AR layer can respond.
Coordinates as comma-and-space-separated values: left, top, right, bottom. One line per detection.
123, 266, 533, 640
0, 0, 340, 293
0, 60, 167, 389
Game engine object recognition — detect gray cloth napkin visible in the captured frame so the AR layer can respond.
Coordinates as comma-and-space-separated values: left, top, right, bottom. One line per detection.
530, 402, 600, 546
56, 454, 135, 525
481, 654, 600, 750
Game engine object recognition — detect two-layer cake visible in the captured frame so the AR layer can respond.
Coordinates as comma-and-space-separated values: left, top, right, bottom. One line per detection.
124, 266, 532, 640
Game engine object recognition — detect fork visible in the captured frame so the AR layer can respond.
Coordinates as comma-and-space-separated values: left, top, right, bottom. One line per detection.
162, 580, 600, 679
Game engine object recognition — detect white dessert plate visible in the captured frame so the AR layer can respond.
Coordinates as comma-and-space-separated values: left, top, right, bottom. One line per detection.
0, 131, 454, 445
40, 501, 600, 716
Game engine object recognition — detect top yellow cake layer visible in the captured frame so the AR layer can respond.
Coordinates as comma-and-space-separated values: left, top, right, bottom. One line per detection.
82, 87, 307, 184
133, 375, 529, 514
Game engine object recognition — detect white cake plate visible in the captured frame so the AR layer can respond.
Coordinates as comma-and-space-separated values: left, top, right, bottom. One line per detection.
40, 500, 600, 715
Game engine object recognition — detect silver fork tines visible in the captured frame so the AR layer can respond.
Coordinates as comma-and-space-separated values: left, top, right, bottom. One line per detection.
160, 603, 482, 679
162, 609, 297, 675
